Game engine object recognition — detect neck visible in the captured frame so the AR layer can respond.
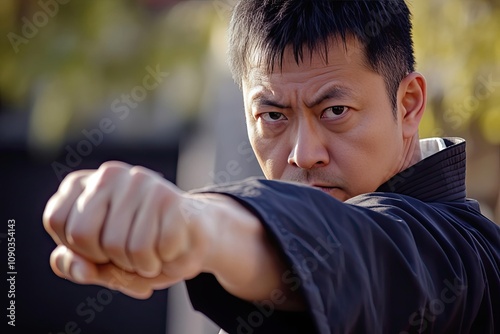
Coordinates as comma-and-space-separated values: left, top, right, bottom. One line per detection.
399, 134, 423, 174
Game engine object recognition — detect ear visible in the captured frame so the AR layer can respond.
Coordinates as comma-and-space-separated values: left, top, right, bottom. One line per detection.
397, 72, 427, 138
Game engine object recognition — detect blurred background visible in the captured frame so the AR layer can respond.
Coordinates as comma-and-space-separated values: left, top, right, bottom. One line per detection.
0, 0, 498, 333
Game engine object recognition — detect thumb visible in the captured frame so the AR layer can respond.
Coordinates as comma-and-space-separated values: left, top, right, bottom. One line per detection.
50, 245, 179, 299
50, 245, 99, 283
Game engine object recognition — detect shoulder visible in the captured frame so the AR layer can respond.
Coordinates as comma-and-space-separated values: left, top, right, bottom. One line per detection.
347, 192, 500, 245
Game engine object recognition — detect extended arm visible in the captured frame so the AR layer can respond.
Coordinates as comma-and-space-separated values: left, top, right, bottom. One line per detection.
184, 178, 491, 334
44, 162, 493, 333
43, 161, 303, 310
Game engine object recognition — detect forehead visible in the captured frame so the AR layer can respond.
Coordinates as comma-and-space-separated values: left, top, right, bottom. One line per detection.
244, 36, 370, 87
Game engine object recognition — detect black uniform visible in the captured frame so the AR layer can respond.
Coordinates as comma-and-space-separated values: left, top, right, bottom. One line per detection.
186, 138, 500, 334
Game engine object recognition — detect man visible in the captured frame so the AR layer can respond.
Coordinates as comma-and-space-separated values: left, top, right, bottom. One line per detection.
43, 1, 499, 333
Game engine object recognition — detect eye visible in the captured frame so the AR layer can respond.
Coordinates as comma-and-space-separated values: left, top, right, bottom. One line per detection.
261, 112, 287, 122
321, 106, 349, 119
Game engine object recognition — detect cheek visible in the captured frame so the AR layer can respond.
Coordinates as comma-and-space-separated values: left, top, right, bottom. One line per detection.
369, 131, 402, 181
339, 116, 402, 192
250, 134, 289, 179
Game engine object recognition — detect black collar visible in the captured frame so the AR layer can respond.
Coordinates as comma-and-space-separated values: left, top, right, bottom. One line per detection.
376, 138, 466, 202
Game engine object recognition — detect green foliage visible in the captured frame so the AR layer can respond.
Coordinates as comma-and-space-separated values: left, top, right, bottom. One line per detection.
0, 0, 219, 150
412, 0, 500, 144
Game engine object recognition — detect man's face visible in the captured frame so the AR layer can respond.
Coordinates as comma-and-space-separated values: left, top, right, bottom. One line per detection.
243, 38, 409, 201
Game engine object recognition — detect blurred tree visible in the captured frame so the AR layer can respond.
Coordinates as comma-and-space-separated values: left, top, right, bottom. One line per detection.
0, 0, 219, 153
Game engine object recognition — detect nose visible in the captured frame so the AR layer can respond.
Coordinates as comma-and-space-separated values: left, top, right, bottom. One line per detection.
287, 121, 330, 169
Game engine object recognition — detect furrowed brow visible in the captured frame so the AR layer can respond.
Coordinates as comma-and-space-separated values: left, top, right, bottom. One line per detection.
251, 93, 290, 109
305, 85, 355, 108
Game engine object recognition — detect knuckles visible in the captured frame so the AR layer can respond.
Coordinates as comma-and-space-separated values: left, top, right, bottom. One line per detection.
91, 162, 159, 193
90, 161, 131, 190
58, 170, 86, 194
99, 160, 132, 171
44, 160, 183, 274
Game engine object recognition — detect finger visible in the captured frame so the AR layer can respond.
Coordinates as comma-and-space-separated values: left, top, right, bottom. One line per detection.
50, 245, 178, 299
127, 184, 163, 278
160, 196, 213, 280
65, 171, 113, 263
43, 170, 94, 246
100, 168, 150, 272
67, 162, 135, 266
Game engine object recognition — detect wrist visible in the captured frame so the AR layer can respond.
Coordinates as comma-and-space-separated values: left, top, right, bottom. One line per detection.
192, 194, 271, 297
177, 193, 230, 277
187, 194, 244, 275
185, 193, 305, 310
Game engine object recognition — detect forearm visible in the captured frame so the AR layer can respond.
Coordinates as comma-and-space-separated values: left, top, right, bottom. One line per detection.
43, 162, 305, 310
197, 194, 305, 311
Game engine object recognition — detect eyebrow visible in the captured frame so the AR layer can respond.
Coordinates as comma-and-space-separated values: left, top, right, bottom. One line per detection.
250, 84, 355, 110
251, 93, 290, 109
305, 85, 355, 108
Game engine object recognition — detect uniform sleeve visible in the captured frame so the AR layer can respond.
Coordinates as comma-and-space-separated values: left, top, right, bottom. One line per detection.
185, 178, 493, 334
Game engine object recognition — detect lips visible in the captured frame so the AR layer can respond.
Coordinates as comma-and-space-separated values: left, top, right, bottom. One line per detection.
310, 184, 337, 189
311, 185, 338, 193
307, 183, 346, 201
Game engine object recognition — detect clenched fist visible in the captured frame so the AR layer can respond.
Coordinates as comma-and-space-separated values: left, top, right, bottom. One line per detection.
43, 161, 303, 310
43, 161, 215, 298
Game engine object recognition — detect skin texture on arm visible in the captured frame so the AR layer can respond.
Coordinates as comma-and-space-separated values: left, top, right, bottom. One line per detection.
43, 161, 304, 310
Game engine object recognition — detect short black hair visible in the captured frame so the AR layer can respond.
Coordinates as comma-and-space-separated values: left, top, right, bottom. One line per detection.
228, 0, 415, 111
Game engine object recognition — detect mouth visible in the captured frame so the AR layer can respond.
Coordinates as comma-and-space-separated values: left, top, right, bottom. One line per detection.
311, 185, 339, 194
306, 183, 347, 201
